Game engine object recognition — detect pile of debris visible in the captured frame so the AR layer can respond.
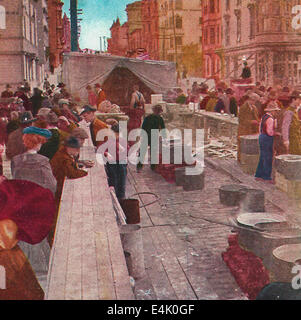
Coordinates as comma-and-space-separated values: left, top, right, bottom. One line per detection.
204, 138, 237, 159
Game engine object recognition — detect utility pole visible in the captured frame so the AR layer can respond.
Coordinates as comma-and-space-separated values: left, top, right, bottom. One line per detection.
70, 0, 81, 52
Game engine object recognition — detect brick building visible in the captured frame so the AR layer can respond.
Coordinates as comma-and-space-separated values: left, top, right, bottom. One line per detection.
107, 18, 129, 57
126, 1, 143, 56
201, 0, 223, 81
62, 13, 71, 53
220, 0, 301, 87
141, 0, 159, 60
158, 0, 202, 75
47, 0, 64, 74
0, 0, 49, 91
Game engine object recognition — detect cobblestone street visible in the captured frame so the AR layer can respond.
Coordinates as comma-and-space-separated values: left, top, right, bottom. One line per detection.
126, 160, 257, 300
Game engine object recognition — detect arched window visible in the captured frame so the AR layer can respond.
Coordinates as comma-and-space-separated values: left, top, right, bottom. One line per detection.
0, 6, 5, 29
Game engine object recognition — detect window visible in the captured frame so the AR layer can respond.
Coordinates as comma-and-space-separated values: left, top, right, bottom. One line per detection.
176, 15, 182, 28
210, 0, 215, 13
0, 5, 5, 29
176, 36, 182, 46
210, 27, 215, 44
175, 0, 183, 10
226, 0, 230, 11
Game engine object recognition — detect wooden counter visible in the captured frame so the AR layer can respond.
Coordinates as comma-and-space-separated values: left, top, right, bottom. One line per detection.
46, 130, 134, 300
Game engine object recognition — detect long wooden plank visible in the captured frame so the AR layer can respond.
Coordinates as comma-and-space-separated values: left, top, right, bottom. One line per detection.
81, 173, 100, 300
46, 181, 74, 300
93, 165, 135, 300
64, 181, 83, 300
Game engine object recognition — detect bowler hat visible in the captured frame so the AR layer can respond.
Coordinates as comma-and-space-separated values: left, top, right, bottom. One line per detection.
94, 83, 101, 88
0, 179, 56, 244
64, 136, 81, 149
57, 82, 65, 88
19, 111, 37, 124
23, 126, 52, 139
80, 105, 97, 116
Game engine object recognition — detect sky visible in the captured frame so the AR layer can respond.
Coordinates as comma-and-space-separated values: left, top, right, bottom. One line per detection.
63, 0, 137, 50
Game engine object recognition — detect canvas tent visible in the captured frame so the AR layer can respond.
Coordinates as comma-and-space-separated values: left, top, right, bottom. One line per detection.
62, 52, 177, 106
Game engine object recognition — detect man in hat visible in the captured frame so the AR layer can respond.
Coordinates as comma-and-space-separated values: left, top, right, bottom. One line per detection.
49, 136, 88, 246
94, 83, 106, 110
237, 93, 260, 163
56, 98, 79, 123
255, 102, 281, 183
137, 104, 166, 172
38, 111, 62, 160
1, 84, 14, 98
104, 123, 129, 200
14, 86, 32, 112
6, 111, 37, 160
281, 90, 301, 155
241, 61, 251, 79
30, 88, 44, 116
80, 105, 109, 148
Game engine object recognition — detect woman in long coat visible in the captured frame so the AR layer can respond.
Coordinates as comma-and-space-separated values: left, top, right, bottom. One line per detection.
11, 126, 56, 276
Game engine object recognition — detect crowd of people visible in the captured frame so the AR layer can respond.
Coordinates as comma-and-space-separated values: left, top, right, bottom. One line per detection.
187, 80, 301, 183
0, 80, 133, 299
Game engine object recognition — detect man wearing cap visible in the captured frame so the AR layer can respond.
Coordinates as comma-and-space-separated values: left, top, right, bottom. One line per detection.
281, 90, 301, 155
57, 98, 79, 123
94, 83, 106, 110
137, 104, 166, 172
1, 84, 14, 98
255, 102, 281, 182
80, 105, 109, 148
6, 111, 37, 160
49, 136, 88, 246
237, 93, 260, 163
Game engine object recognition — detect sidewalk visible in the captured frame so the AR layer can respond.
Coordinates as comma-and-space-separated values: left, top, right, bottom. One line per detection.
126, 162, 248, 300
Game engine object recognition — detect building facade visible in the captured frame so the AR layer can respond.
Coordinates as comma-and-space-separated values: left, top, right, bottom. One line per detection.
201, 0, 222, 81
0, 0, 49, 91
141, 0, 160, 60
47, 0, 64, 74
62, 13, 71, 53
126, 1, 143, 56
107, 18, 129, 57
221, 0, 301, 87
158, 0, 202, 75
